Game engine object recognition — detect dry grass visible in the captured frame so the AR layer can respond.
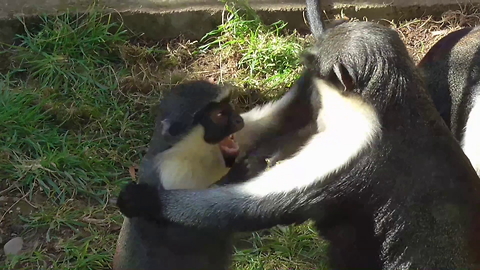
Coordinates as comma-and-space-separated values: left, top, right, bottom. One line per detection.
387, 4, 480, 62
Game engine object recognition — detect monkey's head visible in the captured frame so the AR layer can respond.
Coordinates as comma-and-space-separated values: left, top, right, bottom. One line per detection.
302, 21, 417, 111
155, 81, 244, 167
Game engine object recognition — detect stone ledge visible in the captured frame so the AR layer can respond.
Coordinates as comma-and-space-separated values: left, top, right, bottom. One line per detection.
0, 0, 479, 43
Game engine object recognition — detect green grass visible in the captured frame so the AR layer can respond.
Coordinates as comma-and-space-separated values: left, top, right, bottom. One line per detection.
232, 224, 330, 270
16, 10, 128, 124
197, 3, 308, 99
15, 12, 125, 88
3, 203, 120, 269
0, 4, 328, 270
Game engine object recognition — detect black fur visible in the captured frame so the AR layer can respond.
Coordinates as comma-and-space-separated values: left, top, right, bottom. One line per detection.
195, 99, 244, 144
417, 27, 480, 176
113, 217, 232, 270
417, 27, 480, 139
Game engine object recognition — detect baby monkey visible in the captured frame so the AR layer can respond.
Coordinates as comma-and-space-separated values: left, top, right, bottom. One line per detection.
113, 80, 244, 270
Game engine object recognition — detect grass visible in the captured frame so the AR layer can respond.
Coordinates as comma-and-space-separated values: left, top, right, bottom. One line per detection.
1, 2, 480, 269
13, 10, 129, 127
199, 4, 306, 96
232, 224, 329, 270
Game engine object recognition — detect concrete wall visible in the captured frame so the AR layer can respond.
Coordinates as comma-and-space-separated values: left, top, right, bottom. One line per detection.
1, 0, 480, 43
3, 0, 480, 17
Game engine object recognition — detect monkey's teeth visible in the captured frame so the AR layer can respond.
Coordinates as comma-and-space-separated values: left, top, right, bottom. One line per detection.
219, 134, 240, 158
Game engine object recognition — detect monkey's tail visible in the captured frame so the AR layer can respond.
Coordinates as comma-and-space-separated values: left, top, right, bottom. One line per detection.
305, 0, 325, 40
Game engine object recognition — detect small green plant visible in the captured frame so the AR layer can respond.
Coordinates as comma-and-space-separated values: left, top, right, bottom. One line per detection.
0, 7, 143, 204
4, 200, 119, 269
200, 4, 305, 93
232, 223, 330, 270
0, 7, 156, 207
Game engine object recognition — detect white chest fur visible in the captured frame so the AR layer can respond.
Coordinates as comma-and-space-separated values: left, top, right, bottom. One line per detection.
238, 78, 381, 197
153, 126, 229, 190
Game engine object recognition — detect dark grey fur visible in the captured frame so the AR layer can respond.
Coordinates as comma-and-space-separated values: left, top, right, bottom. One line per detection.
417, 27, 480, 139
305, 0, 325, 39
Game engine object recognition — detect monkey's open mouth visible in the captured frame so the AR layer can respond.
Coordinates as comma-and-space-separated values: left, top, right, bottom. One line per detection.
219, 134, 240, 167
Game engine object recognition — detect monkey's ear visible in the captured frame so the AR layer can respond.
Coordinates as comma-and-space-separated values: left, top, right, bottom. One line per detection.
160, 119, 170, 136
300, 48, 318, 72
331, 63, 355, 91
160, 119, 187, 137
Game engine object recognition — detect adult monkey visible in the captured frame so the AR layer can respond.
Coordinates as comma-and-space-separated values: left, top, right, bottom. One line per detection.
114, 75, 318, 270
118, 1, 480, 268
417, 27, 480, 175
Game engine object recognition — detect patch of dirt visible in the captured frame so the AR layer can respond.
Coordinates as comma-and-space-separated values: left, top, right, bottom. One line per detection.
0, 189, 46, 263
117, 36, 278, 113
119, 37, 201, 95
0, 188, 119, 268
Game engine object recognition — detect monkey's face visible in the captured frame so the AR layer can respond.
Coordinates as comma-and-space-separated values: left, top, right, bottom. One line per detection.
196, 101, 244, 167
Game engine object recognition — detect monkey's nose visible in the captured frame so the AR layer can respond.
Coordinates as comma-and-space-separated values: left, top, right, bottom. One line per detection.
235, 116, 245, 130
235, 117, 243, 125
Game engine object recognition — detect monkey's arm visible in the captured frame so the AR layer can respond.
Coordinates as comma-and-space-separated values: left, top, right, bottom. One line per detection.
117, 180, 313, 232
117, 140, 327, 232
235, 73, 314, 151
215, 152, 269, 185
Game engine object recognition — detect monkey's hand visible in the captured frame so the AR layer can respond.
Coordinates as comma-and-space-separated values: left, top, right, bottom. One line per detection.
215, 153, 269, 186
117, 182, 165, 223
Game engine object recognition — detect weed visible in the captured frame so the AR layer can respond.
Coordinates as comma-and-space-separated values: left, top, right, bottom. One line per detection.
15, 10, 127, 91
2, 201, 119, 269
198, 4, 306, 97
232, 223, 330, 270
0, 7, 153, 204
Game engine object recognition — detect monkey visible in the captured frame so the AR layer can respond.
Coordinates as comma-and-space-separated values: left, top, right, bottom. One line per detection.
116, 0, 480, 268
417, 27, 480, 175
114, 75, 321, 270
113, 80, 245, 270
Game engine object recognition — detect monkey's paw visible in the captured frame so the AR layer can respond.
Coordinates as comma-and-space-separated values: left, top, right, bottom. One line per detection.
117, 182, 161, 220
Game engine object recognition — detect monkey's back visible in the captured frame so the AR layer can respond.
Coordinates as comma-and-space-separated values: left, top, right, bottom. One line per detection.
419, 27, 480, 139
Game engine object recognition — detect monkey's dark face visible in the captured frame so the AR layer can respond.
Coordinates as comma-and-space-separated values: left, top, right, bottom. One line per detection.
194, 100, 244, 167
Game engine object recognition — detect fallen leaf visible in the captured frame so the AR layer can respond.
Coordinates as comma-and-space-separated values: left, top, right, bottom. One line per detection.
129, 165, 139, 180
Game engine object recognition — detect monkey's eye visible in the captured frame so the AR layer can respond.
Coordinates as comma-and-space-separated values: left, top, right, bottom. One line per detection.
211, 110, 228, 124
